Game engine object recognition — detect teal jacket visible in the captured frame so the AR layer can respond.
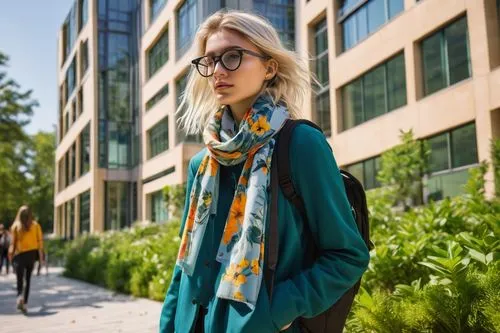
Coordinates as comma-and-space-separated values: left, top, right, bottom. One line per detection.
159, 124, 370, 333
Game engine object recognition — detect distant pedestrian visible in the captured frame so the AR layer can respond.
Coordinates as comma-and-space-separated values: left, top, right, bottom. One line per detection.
8, 205, 44, 314
0, 224, 11, 274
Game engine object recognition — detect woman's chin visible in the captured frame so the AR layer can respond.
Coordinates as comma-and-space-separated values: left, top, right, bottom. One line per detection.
216, 94, 234, 105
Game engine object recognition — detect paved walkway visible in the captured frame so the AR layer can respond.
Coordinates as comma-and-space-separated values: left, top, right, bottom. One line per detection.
0, 267, 162, 333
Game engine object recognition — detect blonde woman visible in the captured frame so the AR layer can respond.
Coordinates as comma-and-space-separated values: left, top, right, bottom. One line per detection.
8, 205, 44, 314
159, 10, 369, 333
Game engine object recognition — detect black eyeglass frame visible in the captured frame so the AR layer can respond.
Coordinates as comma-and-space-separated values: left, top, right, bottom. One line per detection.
191, 48, 271, 77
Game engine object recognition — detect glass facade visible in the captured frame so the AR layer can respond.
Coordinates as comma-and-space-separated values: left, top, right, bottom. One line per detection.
253, 0, 295, 49
339, 0, 404, 51
176, 0, 198, 58
151, 190, 168, 223
425, 123, 478, 200
422, 16, 471, 96
98, 0, 141, 169
148, 28, 169, 78
342, 53, 406, 130
345, 156, 381, 190
149, 117, 169, 158
313, 18, 331, 136
146, 83, 169, 111
79, 190, 91, 233
105, 182, 134, 230
80, 123, 91, 175
150, 0, 166, 23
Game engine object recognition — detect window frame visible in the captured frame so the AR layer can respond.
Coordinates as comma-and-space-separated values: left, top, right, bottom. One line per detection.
341, 52, 406, 130
421, 16, 471, 96
147, 28, 169, 78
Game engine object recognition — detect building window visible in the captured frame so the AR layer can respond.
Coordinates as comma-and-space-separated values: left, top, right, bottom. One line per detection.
105, 182, 133, 230
345, 156, 381, 190
151, 191, 168, 223
342, 52, 406, 130
63, 3, 77, 65
58, 158, 65, 192
313, 18, 331, 136
176, 0, 197, 58
176, 72, 202, 143
107, 122, 132, 168
146, 83, 169, 111
81, 40, 89, 77
422, 16, 471, 96
339, 0, 404, 51
70, 143, 76, 183
65, 151, 70, 187
253, 0, 295, 49
148, 117, 169, 158
79, 0, 88, 31
148, 29, 169, 78
72, 100, 77, 124
80, 123, 91, 175
150, 0, 166, 23
64, 112, 69, 134
64, 199, 75, 240
66, 57, 77, 102
78, 88, 83, 116
79, 190, 91, 234
425, 123, 478, 200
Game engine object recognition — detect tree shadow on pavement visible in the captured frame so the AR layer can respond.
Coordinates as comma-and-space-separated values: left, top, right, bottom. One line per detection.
0, 268, 136, 316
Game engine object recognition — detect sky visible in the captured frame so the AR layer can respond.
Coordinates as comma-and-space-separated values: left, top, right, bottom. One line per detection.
0, 0, 74, 135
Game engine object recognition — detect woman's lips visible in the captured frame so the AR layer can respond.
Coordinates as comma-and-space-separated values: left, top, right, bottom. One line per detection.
215, 84, 233, 90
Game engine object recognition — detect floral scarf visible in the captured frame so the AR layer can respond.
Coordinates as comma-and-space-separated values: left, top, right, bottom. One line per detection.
176, 94, 288, 309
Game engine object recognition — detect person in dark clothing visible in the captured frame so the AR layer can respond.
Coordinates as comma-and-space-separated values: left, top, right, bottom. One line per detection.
0, 224, 11, 274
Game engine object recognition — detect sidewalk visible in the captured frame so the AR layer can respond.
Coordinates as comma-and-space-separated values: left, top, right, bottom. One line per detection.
0, 267, 162, 333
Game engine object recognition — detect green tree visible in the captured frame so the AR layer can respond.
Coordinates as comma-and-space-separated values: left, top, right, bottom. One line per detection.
29, 131, 56, 232
0, 51, 38, 225
377, 129, 430, 210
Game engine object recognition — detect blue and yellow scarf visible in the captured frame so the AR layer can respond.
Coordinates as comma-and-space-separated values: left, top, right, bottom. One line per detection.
176, 94, 288, 309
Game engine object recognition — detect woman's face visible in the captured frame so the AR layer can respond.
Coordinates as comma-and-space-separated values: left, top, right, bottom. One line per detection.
204, 29, 272, 106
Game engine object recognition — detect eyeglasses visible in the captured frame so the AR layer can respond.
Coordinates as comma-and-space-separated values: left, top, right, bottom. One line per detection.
191, 48, 271, 77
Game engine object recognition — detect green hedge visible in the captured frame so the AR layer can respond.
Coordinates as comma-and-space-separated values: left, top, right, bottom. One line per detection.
63, 220, 181, 301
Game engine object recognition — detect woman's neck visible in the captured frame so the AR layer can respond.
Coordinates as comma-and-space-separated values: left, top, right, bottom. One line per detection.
228, 91, 265, 126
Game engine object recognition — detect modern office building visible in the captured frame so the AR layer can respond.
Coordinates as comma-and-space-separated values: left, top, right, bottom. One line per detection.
298, 0, 499, 201
54, 0, 500, 237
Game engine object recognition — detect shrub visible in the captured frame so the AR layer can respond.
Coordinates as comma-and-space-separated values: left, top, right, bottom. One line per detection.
346, 164, 500, 332
62, 220, 181, 301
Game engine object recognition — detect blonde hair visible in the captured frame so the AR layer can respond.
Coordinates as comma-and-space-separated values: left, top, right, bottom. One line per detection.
178, 9, 313, 134
13, 205, 33, 232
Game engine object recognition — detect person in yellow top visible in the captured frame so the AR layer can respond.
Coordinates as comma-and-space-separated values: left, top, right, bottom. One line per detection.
8, 205, 44, 314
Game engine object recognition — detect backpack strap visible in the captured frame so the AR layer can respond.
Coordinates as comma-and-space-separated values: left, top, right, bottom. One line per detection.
265, 145, 280, 300
266, 118, 324, 301
277, 119, 323, 221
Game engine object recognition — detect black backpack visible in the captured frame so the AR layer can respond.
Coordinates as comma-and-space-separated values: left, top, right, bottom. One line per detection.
265, 119, 374, 333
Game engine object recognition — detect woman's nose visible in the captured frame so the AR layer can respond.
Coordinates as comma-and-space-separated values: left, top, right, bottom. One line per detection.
213, 60, 227, 77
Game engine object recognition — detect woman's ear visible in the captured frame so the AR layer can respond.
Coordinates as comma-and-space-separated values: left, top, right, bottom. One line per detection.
265, 59, 278, 80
